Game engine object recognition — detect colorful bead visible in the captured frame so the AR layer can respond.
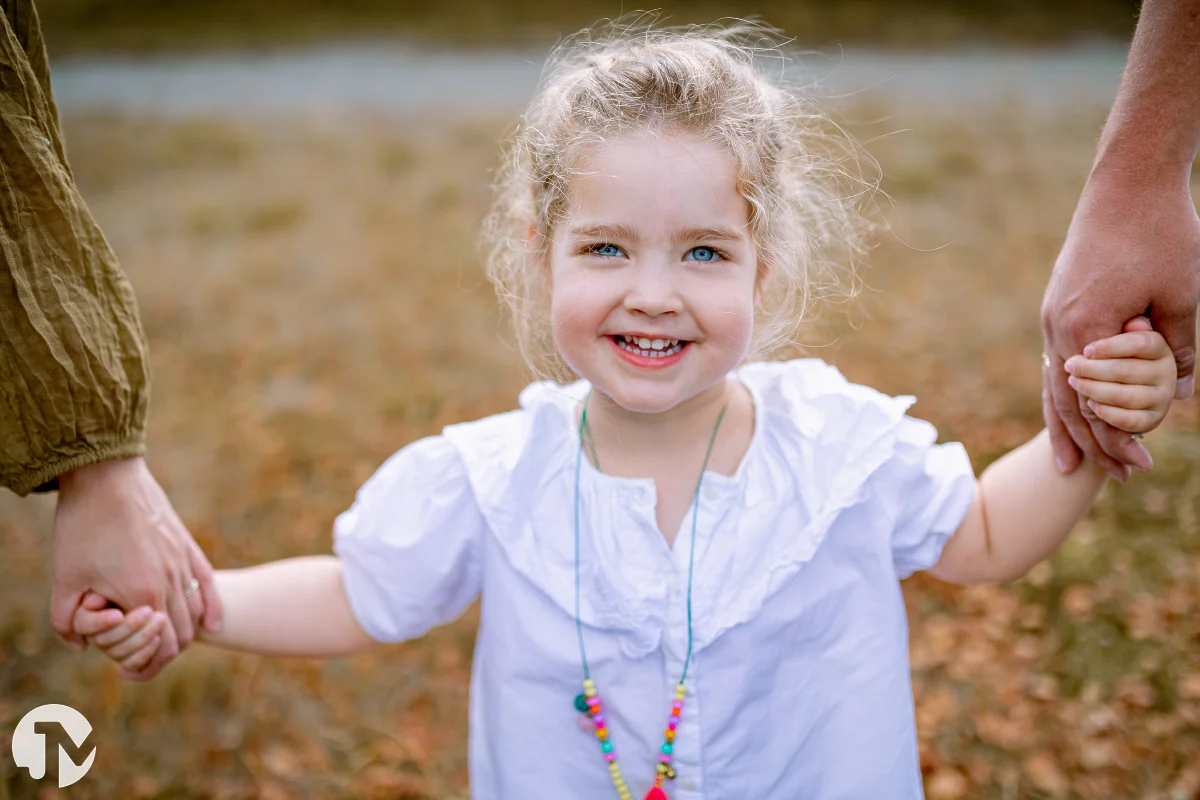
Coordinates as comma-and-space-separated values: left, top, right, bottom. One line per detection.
577, 679, 692, 795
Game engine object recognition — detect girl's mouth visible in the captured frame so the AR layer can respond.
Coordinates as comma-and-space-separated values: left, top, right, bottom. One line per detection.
613, 335, 687, 358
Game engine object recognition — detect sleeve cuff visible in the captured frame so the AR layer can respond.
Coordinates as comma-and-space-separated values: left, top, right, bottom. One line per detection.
16, 437, 147, 497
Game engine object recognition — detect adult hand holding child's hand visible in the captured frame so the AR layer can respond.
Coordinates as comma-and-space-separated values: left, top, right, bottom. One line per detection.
52, 457, 222, 679
1040, 0, 1200, 482
1041, 176, 1200, 481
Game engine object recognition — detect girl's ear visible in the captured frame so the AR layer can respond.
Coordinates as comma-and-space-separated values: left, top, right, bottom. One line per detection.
754, 258, 771, 306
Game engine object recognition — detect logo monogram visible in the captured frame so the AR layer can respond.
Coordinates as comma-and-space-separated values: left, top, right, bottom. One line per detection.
11, 704, 97, 787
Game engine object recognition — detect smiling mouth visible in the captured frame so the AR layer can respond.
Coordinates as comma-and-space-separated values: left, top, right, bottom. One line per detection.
612, 335, 687, 358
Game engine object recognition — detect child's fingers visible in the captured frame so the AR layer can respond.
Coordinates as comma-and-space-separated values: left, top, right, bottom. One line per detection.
1067, 354, 1165, 385
1122, 315, 1152, 334
73, 604, 130, 637
1082, 330, 1170, 360
104, 612, 166, 661
87, 606, 156, 649
1086, 400, 1159, 433
117, 635, 162, 678
81, 591, 110, 611
1068, 376, 1164, 410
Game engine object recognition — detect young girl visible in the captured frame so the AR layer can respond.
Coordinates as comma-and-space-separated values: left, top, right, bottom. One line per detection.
76, 23, 1177, 800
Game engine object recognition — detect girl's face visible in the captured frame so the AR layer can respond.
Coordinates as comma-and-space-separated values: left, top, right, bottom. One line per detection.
548, 131, 759, 415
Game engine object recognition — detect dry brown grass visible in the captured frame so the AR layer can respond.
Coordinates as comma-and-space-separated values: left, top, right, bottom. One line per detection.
2, 102, 1199, 798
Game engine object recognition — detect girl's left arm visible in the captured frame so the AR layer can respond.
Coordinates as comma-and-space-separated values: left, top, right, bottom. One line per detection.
929, 322, 1176, 585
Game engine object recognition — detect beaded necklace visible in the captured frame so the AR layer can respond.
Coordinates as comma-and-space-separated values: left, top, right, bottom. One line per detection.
573, 394, 727, 800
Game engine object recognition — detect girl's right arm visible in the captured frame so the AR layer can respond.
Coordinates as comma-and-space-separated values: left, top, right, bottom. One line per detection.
75, 556, 378, 676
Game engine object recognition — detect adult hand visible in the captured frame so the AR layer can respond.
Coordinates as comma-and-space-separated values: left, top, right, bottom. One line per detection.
50, 456, 222, 679
1042, 173, 1200, 479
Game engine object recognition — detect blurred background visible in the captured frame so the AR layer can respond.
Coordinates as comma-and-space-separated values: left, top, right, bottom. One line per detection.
3, 1, 1200, 798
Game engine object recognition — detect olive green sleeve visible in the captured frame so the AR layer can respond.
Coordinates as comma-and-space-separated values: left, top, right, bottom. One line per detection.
0, 0, 149, 497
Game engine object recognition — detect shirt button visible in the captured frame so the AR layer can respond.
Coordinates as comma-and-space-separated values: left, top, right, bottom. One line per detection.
702, 483, 720, 502
683, 778, 697, 790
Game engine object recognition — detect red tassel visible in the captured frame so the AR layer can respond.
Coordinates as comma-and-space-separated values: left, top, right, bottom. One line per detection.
643, 788, 668, 800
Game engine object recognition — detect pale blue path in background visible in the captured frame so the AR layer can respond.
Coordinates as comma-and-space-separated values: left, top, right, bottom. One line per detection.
51, 40, 1127, 116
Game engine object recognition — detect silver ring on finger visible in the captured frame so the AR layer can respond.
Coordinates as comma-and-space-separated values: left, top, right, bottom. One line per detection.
1041, 352, 1050, 369
1131, 433, 1145, 441
183, 577, 200, 598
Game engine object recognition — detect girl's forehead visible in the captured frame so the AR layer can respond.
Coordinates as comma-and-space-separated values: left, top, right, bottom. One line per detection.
564, 132, 748, 231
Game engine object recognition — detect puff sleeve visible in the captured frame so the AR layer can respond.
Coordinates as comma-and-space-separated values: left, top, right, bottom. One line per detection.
885, 415, 977, 579
333, 435, 485, 643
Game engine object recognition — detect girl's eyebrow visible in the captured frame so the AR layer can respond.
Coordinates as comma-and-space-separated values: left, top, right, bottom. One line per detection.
568, 222, 640, 241
567, 222, 747, 244
671, 225, 747, 245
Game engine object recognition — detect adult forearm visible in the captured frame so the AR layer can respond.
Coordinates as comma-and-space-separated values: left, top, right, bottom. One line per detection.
0, 0, 150, 496
200, 556, 377, 658
1093, 0, 1200, 186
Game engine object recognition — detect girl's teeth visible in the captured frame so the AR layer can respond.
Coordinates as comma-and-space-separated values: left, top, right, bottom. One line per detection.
615, 337, 685, 358
623, 336, 679, 351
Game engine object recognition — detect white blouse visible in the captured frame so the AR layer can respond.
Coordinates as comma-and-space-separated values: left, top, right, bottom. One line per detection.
333, 359, 977, 800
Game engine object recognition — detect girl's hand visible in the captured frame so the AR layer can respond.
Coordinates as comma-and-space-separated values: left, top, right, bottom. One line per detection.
1065, 316, 1177, 436
72, 590, 167, 679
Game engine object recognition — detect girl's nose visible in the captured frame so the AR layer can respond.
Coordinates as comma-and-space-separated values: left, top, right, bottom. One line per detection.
623, 262, 683, 317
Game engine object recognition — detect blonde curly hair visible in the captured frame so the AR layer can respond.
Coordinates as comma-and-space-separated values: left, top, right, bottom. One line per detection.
483, 17, 877, 382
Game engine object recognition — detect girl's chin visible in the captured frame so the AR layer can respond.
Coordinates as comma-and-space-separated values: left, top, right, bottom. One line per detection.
589, 377, 729, 417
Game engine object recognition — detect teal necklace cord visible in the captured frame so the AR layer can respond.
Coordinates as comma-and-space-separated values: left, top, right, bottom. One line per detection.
573, 392, 728, 685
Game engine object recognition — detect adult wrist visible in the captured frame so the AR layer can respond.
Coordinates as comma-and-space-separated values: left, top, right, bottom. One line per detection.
1089, 130, 1197, 197
57, 455, 146, 496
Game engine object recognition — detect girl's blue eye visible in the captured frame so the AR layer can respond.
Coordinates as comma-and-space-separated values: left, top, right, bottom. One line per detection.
685, 247, 721, 262
591, 244, 625, 257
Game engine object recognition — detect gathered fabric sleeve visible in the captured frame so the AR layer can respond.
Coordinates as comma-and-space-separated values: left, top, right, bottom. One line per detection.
885, 415, 978, 579
333, 435, 485, 644
0, 0, 150, 496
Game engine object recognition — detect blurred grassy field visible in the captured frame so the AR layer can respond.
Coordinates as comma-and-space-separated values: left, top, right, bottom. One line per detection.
2, 98, 1200, 798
